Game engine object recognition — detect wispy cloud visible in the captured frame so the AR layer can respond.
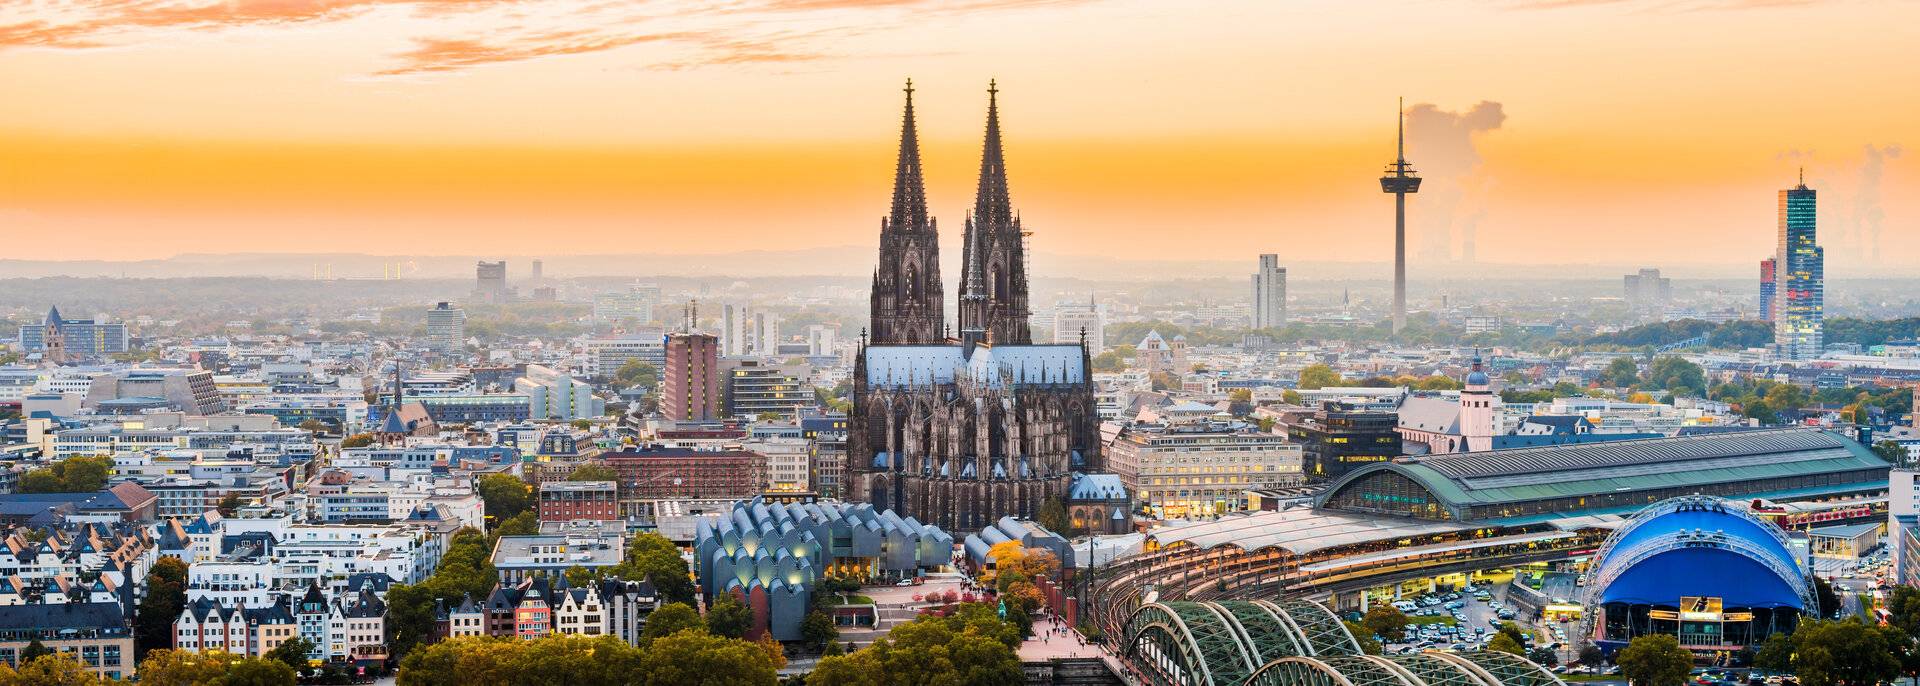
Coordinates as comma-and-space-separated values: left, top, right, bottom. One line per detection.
0, 0, 1097, 75
1504, 0, 1817, 10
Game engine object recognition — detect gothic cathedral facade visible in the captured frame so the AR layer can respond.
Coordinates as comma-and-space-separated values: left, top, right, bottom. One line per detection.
847, 81, 1104, 533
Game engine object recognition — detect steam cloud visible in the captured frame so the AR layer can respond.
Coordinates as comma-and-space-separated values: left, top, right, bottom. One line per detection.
1853, 144, 1902, 264
1405, 101, 1506, 262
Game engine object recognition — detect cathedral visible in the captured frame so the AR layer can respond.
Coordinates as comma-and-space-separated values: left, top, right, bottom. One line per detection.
847, 81, 1105, 533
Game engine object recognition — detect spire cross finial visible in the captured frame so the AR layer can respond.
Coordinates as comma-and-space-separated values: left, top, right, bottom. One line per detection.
988, 78, 998, 97
904, 78, 913, 98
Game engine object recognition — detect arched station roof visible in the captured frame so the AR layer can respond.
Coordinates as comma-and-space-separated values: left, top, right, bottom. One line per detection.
1315, 428, 1890, 522
1122, 600, 1563, 686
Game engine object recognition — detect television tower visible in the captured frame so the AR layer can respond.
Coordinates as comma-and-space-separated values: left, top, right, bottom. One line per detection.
1380, 97, 1421, 334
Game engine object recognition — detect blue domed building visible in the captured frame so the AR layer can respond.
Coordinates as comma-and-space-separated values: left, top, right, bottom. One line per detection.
1585, 495, 1812, 657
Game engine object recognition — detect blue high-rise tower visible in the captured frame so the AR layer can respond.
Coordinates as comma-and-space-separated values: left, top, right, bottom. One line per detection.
1774, 170, 1823, 360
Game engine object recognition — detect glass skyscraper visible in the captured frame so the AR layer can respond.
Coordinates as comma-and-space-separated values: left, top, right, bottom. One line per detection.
1774, 178, 1823, 360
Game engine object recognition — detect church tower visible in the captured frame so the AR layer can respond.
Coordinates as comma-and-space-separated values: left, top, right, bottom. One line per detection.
868, 79, 944, 345
957, 81, 1031, 347
1460, 352, 1497, 452
41, 306, 67, 366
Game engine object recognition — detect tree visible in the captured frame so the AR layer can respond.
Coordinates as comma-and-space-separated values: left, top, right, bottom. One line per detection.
1875, 440, 1911, 467
616, 360, 661, 388
20, 638, 57, 664
1603, 357, 1639, 388
397, 634, 645, 686
298, 418, 330, 434
639, 628, 779, 686
1790, 618, 1903, 686
1814, 576, 1842, 618
477, 473, 533, 523
1487, 632, 1525, 656
754, 632, 787, 670
135, 556, 189, 659
496, 510, 538, 536
564, 565, 598, 587
12, 653, 103, 686
610, 533, 695, 605
1887, 585, 1920, 639
1527, 647, 1559, 667
1577, 642, 1605, 666
217, 492, 245, 516
1617, 634, 1692, 686
808, 651, 886, 686
218, 658, 298, 686
568, 463, 617, 482
1344, 620, 1383, 655
15, 470, 61, 494
341, 433, 376, 448
707, 594, 754, 639
135, 649, 229, 686
264, 636, 317, 671
1282, 389, 1305, 406
1035, 496, 1071, 536
809, 604, 1022, 686
18, 455, 115, 493
1754, 632, 1794, 674
801, 610, 840, 652
1645, 356, 1707, 395
1766, 383, 1810, 415
1298, 364, 1343, 390
643, 602, 707, 642
1359, 606, 1409, 642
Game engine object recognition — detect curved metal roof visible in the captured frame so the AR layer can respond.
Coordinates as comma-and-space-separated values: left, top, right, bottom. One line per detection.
1585, 496, 1813, 610
1122, 600, 1560, 686
1315, 428, 1889, 518
1145, 509, 1468, 556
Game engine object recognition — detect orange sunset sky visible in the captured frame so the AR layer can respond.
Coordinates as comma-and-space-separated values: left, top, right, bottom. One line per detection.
0, 0, 1915, 270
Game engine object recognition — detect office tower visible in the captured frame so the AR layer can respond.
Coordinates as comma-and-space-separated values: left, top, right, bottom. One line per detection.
530, 259, 544, 282
756, 312, 782, 355
513, 365, 603, 420
1052, 297, 1105, 352
725, 360, 811, 421
868, 78, 946, 345
474, 261, 509, 304
425, 302, 466, 356
1623, 268, 1672, 314
721, 304, 755, 357
1289, 401, 1402, 481
955, 80, 1032, 347
1774, 173, 1824, 360
18, 306, 129, 361
848, 82, 1103, 532
662, 333, 720, 421
1379, 98, 1422, 335
1759, 258, 1778, 322
806, 325, 838, 357
1252, 254, 1287, 329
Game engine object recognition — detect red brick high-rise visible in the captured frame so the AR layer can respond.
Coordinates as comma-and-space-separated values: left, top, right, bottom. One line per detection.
663, 333, 719, 421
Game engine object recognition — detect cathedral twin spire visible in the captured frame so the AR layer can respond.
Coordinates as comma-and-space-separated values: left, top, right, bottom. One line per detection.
870, 79, 1031, 348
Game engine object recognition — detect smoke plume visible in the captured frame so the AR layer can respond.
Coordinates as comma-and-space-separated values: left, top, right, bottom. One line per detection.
1405, 101, 1506, 262
1853, 144, 1902, 264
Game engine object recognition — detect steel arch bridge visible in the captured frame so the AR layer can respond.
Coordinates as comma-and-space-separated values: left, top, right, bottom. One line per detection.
1121, 600, 1565, 686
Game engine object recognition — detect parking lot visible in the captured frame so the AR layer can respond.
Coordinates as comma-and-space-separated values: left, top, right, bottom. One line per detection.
1373, 581, 1594, 674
